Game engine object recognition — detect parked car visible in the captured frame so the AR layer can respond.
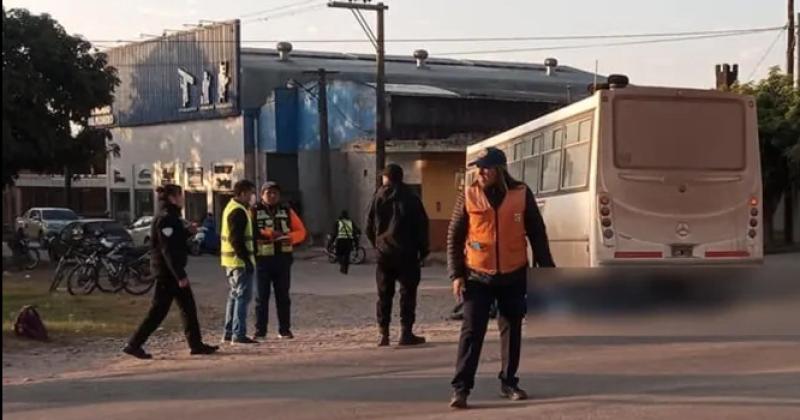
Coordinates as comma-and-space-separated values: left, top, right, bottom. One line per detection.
15, 207, 80, 243
126, 215, 194, 247
127, 216, 154, 246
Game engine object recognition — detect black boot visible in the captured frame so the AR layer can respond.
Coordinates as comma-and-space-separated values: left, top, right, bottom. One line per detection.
398, 327, 426, 346
449, 390, 469, 409
190, 343, 220, 355
123, 344, 153, 360
378, 326, 390, 347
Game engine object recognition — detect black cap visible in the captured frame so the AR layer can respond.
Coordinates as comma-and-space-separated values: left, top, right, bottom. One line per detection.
261, 181, 281, 193
468, 147, 507, 168
382, 164, 404, 184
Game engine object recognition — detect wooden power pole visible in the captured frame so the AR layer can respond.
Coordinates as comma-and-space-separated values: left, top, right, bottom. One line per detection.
303, 68, 338, 228
328, 1, 388, 189
789, 0, 796, 79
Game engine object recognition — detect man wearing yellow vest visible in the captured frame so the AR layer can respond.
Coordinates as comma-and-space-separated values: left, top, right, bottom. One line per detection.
447, 147, 555, 409
328, 210, 360, 274
252, 181, 307, 340
221, 180, 258, 345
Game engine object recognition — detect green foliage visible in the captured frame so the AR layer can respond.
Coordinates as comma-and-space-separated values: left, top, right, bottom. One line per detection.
2, 8, 120, 187
731, 67, 800, 219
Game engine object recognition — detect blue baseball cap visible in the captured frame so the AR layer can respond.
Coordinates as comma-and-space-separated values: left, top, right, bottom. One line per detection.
468, 147, 507, 168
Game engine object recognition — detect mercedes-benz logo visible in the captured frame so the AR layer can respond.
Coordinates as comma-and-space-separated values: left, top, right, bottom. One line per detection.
676, 222, 690, 237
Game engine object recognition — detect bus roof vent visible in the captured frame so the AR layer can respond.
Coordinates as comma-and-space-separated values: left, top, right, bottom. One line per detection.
277, 42, 293, 62
544, 58, 558, 76
608, 74, 629, 89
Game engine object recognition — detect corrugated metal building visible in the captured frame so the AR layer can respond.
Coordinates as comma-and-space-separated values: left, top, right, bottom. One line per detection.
7, 20, 609, 249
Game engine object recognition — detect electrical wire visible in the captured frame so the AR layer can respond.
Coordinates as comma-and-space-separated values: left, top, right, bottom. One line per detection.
85, 25, 785, 45
239, 0, 319, 19
436, 27, 786, 56
745, 29, 785, 82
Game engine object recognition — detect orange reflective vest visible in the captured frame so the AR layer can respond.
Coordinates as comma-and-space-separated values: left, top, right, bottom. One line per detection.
465, 182, 528, 275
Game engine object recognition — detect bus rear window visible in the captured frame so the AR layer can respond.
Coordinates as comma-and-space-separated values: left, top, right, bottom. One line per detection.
613, 97, 746, 171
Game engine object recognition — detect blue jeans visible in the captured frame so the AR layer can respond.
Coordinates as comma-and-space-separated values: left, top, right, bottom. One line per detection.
223, 267, 253, 340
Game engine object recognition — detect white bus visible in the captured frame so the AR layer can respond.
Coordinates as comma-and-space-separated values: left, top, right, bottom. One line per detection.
466, 82, 763, 272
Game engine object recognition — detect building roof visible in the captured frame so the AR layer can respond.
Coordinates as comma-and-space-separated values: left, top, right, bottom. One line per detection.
240, 47, 603, 108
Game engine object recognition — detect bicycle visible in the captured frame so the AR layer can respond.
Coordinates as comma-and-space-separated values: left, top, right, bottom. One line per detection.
66, 240, 154, 296
325, 235, 366, 265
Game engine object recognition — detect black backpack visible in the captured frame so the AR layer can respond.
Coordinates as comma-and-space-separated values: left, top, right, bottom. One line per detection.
13, 305, 49, 341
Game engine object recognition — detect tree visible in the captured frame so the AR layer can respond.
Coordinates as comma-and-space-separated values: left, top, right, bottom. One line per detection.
2, 8, 119, 206
731, 67, 800, 243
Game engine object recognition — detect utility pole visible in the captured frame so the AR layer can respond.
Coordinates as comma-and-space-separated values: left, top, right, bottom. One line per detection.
797, 12, 800, 87
789, 0, 796, 79
328, 1, 388, 188
303, 68, 338, 230
786, 2, 797, 244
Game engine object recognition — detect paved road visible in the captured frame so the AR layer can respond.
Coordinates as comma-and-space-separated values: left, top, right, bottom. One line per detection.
3, 254, 800, 419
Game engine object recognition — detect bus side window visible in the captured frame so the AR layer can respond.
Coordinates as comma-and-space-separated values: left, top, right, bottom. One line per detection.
532, 135, 543, 156
513, 142, 523, 161
552, 128, 564, 149
562, 143, 590, 189
523, 156, 541, 192
565, 122, 580, 145
579, 119, 592, 142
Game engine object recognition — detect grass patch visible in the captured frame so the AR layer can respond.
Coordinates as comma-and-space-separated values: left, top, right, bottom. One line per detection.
2, 273, 178, 349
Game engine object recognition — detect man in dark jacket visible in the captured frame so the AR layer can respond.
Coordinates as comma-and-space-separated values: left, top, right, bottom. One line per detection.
447, 147, 555, 409
366, 164, 430, 347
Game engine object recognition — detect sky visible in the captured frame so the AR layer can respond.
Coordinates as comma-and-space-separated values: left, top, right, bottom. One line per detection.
5, 0, 797, 88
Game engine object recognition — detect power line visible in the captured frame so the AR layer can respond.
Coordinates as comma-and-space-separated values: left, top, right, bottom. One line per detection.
85, 25, 785, 45
238, 0, 319, 19
241, 2, 327, 24
746, 28, 785, 81
436, 27, 786, 56
94, 28, 786, 66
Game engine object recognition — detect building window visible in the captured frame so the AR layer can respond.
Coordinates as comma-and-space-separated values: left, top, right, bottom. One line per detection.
134, 190, 154, 218
185, 191, 208, 223
111, 191, 131, 223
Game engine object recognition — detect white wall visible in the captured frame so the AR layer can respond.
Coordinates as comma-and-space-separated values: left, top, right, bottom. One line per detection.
109, 116, 246, 218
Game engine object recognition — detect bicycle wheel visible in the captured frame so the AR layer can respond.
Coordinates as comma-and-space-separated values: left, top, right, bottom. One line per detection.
50, 258, 76, 293
66, 264, 98, 295
123, 267, 156, 296
350, 246, 366, 264
95, 264, 125, 294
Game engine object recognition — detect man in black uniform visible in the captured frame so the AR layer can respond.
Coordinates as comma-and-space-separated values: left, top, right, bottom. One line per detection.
366, 164, 430, 347
252, 181, 307, 340
124, 184, 218, 359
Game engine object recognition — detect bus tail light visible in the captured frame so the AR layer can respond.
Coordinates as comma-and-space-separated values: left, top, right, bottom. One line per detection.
705, 250, 750, 258
748, 196, 759, 239
614, 251, 663, 258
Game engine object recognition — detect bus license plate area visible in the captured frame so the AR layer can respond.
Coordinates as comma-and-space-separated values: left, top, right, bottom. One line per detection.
671, 245, 694, 258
